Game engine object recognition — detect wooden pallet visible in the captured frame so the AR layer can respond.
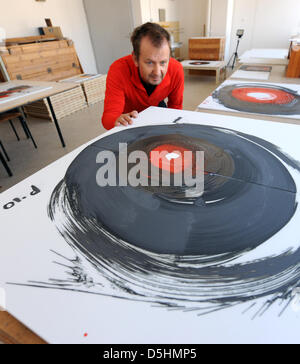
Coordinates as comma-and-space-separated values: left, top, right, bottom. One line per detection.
0, 39, 82, 81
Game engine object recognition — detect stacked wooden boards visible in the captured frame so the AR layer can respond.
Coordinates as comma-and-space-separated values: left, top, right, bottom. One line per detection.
59, 74, 107, 105
20, 87, 87, 121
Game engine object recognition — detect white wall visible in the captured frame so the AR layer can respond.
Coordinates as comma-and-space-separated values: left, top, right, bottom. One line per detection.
207, 0, 234, 62
140, 0, 180, 22
229, 0, 300, 61
83, 0, 134, 74
0, 0, 97, 73
131, 0, 143, 27
140, 0, 207, 59
178, 0, 207, 59
210, 0, 228, 37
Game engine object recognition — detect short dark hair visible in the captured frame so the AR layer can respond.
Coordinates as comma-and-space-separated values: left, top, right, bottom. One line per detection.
131, 22, 171, 59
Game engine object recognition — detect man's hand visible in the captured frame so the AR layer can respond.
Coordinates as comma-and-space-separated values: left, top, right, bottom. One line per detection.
115, 111, 138, 127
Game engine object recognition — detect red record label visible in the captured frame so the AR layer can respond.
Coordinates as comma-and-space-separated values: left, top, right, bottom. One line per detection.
231, 87, 295, 104
150, 144, 193, 174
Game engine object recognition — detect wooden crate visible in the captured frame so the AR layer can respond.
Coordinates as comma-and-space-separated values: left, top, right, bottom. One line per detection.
189, 37, 225, 61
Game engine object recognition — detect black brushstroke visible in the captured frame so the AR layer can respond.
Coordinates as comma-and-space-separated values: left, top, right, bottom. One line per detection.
10, 124, 300, 317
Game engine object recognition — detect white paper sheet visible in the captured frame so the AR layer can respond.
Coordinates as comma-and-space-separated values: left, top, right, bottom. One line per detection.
0, 83, 52, 105
1, 107, 300, 344
231, 70, 270, 80
240, 48, 289, 60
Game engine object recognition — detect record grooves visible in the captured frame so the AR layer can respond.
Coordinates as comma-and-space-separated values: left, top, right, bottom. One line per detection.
45, 124, 300, 314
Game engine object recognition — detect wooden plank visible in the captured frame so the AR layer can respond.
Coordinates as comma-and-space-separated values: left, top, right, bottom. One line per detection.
5, 35, 56, 45
8, 58, 80, 78
42, 27, 64, 40
2, 54, 79, 70
5, 40, 69, 55
0, 312, 46, 344
2, 49, 77, 66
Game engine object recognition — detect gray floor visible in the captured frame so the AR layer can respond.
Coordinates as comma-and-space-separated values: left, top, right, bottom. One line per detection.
0, 72, 218, 192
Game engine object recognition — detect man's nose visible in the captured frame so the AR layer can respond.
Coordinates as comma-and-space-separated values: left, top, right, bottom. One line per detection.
153, 63, 161, 75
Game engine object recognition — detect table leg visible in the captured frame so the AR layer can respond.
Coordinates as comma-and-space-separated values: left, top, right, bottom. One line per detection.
17, 117, 37, 149
17, 108, 30, 139
46, 97, 66, 148
0, 149, 12, 177
216, 68, 220, 84
0, 140, 10, 161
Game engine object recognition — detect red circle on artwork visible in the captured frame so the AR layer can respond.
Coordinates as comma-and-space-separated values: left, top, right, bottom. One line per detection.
150, 144, 193, 174
232, 87, 295, 104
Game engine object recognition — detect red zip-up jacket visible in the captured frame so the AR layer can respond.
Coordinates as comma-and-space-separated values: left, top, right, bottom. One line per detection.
102, 55, 184, 130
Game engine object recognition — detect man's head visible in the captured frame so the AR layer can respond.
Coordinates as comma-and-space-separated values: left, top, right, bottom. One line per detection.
131, 22, 171, 86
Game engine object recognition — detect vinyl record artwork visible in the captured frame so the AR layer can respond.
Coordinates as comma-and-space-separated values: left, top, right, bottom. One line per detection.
189, 61, 210, 65
199, 80, 300, 119
181, 60, 223, 69
0, 82, 52, 104
1, 107, 300, 344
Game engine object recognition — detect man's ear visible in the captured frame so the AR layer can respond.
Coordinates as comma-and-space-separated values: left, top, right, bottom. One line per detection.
132, 52, 139, 67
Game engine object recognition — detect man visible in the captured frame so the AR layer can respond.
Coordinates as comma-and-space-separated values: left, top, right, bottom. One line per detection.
102, 22, 184, 130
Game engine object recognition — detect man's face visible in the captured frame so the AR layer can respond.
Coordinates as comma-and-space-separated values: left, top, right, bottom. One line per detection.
133, 36, 170, 86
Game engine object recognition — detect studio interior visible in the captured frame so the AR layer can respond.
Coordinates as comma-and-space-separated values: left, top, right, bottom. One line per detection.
1, 0, 300, 345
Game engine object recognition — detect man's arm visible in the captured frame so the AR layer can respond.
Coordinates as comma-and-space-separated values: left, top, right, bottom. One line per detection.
167, 63, 184, 110
102, 64, 127, 130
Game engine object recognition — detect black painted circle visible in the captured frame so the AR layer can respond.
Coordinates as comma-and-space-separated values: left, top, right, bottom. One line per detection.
63, 124, 296, 256
213, 83, 300, 115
